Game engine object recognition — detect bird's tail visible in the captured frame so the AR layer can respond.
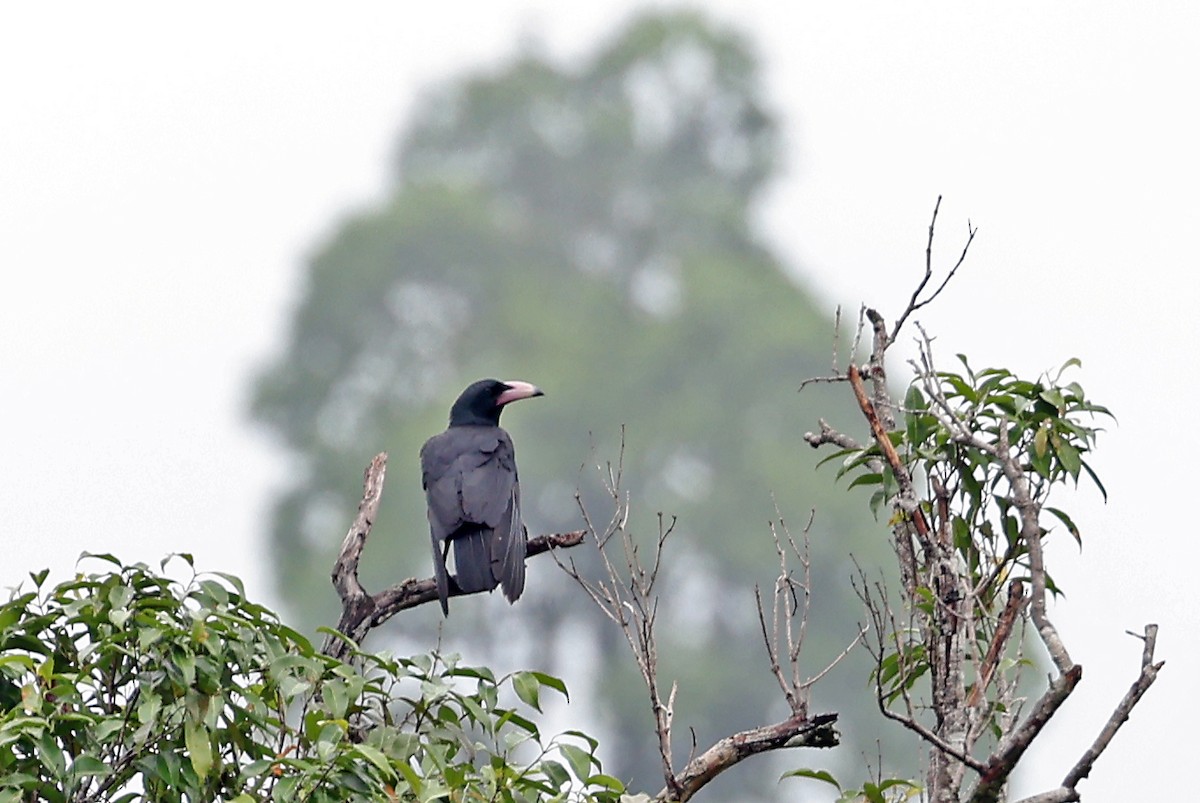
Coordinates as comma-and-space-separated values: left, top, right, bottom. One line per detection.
453, 529, 497, 593
497, 524, 527, 603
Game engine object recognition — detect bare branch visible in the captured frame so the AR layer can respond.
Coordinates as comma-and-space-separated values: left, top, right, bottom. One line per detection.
969, 665, 1083, 803
892, 196, 978, 341
656, 714, 840, 803
803, 418, 864, 451
329, 453, 389, 617
557, 464, 682, 796
755, 511, 859, 718
966, 581, 1027, 708
321, 452, 585, 660
1058, 625, 1164, 789
847, 364, 933, 549
857, 572, 987, 775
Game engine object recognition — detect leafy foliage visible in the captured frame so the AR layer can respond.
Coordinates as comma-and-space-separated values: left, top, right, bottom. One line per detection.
828, 358, 1110, 601
0, 555, 620, 803
814, 352, 1114, 784
782, 767, 922, 803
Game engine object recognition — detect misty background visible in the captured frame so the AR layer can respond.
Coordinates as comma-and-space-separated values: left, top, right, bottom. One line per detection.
2, 3, 1196, 801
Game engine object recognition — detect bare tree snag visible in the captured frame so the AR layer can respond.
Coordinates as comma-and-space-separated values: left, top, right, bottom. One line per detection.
322, 452, 585, 660
558, 445, 844, 802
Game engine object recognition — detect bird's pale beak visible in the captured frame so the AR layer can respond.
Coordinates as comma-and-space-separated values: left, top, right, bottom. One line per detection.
497, 380, 544, 406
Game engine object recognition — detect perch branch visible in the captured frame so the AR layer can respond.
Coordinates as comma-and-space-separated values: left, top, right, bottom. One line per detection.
655, 713, 840, 803
322, 452, 585, 660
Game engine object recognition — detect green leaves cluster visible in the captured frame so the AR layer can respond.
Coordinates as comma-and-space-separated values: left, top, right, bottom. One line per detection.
908, 357, 1110, 592
827, 358, 1111, 598
0, 555, 621, 803
781, 767, 921, 802
818, 356, 1112, 752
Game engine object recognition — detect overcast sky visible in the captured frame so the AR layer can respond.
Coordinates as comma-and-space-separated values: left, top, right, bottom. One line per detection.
1, 3, 1195, 800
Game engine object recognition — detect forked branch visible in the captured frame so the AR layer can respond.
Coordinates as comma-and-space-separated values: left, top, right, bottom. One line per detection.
322, 452, 585, 661
558, 448, 841, 802
755, 511, 864, 718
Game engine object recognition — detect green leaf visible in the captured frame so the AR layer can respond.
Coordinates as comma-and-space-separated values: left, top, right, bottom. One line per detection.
0, 601, 25, 633
562, 729, 599, 751
862, 782, 886, 803
396, 761, 424, 795
1055, 357, 1082, 378
586, 773, 626, 792
815, 447, 860, 470
69, 755, 111, 777
1039, 387, 1065, 410
848, 472, 883, 490
780, 768, 841, 790
210, 572, 247, 600
496, 708, 540, 736
107, 584, 135, 609
904, 384, 926, 412
512, 671, 541, 712
353, 743, 394, 778
184, 719, 213, 779
1081, 460, 1108, 501
541, 759, 571, 789
530, 671, 569, 702
35, 732, 67, 779
1033, 425, 1049, 458
1046, 507, 1082, 547
77, 551, 123, 568
560, 742, 594, 781
1054, 439, 1082, 479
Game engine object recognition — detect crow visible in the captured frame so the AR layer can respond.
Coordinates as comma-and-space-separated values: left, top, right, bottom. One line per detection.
420, 379, 544, 615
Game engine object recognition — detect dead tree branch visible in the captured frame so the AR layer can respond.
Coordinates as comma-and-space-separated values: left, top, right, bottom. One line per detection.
755, 512, 865, 718
555, 455, 684, 798
965, 581, 1027, 708
891, 196, 978, 342
996, 625, 1164, 803
322, 452, 585, 661
659, 713, 840, 803
559, 447, 841, 802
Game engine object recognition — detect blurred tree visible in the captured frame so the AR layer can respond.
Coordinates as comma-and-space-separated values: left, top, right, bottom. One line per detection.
252, 10, 889, 798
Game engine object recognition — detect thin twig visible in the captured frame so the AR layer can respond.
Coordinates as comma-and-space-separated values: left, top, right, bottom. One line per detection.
892, 197, 978, 342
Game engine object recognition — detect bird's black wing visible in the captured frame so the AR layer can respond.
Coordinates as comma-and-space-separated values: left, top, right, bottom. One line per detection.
496, 478, 527, 603
420, 434, 458, 615
421, 426, 524, 612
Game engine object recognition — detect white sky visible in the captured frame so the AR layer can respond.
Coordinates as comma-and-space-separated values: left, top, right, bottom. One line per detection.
1, 3, 1195, 800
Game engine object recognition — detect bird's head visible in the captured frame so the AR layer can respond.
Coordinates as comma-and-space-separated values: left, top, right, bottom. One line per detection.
448, 379, 544, 427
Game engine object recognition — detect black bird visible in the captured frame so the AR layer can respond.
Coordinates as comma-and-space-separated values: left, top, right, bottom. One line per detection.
420, 379, 544, 615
